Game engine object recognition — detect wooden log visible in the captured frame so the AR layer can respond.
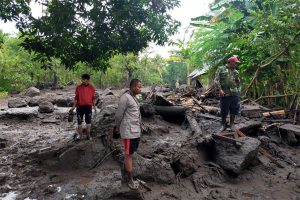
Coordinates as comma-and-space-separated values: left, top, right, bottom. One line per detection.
212, 134, 243, 147
197, 113, 221, 121
154, 105, 187, 123
289, 94, 298, 113
201, 105, 219, 114
192, 97, 219, 114
255, 93, 298, 102
260, 123, 282, 133
186, 112, 203, 136
293, 103, 299, 125
258, 148, 284, 168
262, 119, 294, 123
154, 105, 186, 115
262, 110, 286, 117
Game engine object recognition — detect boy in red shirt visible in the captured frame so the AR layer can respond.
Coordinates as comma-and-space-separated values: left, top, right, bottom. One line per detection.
70, 74, 96, 140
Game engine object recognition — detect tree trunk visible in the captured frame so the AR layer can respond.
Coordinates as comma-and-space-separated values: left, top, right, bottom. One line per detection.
51, 72, 59, 90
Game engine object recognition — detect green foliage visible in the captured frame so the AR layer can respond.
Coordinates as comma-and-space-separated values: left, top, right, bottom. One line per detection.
0, 35, 41, 92
0, 0, 30, 22
102, 53, 165, 88
17, 0, 180, 70
188, 0, 300, 103
163, 61, 187, 88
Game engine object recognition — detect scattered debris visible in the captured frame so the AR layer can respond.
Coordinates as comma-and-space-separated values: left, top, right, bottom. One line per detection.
0, 85, 299, 199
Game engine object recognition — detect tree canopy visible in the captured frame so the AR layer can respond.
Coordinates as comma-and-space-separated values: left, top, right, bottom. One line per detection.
0, 0, 180, 70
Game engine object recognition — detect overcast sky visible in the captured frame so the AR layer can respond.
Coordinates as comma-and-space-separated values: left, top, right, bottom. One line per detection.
0, 0, 213, 57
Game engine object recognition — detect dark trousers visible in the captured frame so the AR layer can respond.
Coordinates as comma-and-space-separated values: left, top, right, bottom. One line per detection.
220, 95, 240, 117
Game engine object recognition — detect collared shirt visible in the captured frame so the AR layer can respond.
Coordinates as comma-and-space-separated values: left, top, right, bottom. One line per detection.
75, 83, 96, 106
214, 65, 240, 96
115, 91, 141, 139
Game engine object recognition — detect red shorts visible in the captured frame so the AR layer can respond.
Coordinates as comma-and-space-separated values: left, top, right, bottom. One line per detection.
123, 138, 140, 155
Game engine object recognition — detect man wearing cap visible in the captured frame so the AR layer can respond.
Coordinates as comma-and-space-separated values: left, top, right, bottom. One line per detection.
214, 56, 241, 131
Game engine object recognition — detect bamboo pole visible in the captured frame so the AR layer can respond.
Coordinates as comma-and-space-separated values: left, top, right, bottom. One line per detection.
255, 93, 298, 102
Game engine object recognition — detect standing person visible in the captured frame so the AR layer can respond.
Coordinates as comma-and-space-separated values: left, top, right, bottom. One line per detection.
70, 74, 96, 140
214, 56, 241, 131
115, 79, 142, 190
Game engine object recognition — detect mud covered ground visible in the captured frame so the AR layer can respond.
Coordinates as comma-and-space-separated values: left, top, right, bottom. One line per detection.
1, 87, 300, 200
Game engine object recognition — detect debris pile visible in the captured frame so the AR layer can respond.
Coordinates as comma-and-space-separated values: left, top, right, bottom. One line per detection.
0, 86, 300, 199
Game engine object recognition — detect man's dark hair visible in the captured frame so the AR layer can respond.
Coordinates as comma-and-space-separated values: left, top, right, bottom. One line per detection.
81, 74, 90, 80
130, 79, 141, 88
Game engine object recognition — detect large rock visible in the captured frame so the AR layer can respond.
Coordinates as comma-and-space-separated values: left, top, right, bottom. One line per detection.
55, 96, 74, 107
23, 87, 40, 97
58, 139, 106, 169
8, 97, 28, 108
133, 153, 175, 184
38, 101, 54, 113
28, 96, 48, 107
215, 137, 260, 174
279, 124, 300, 145
241, 105, 262, 118
0, 107, 38, 120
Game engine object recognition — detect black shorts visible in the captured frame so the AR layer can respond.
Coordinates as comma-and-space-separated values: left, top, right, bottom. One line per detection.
123, 138, 140, 155
220, 95, 240, 116
76, 106, 92, 125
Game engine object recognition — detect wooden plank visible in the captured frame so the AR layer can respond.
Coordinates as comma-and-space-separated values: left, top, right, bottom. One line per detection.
212, 134, 243, 147
197, 113, 221, 121
262, 110, 286, 117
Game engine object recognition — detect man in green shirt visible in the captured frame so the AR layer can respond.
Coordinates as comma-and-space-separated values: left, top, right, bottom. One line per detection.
214, 56, 241, 131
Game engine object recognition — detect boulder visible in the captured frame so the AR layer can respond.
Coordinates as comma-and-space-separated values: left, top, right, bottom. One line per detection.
38, 101, 54, 113
102, 88, 114, 96
215, 137, 261, 175
23, 87, 40, 97
55, 96, 74, 107
102, 95, 119, 108
279, 124, 300, 145
241, 105, 262, 118
28, 96, 48, 107
8, 98, 28, 108
133, 153, 175, 184
0, 107, 38, 120
58, 139, 106, 169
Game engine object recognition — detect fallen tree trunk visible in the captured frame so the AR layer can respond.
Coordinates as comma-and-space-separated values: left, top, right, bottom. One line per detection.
262, 110, 286, 117
154, 105, 187, 123
192, 97, 219, 114
212, 134, 243, 147
186, 112, 202, 136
